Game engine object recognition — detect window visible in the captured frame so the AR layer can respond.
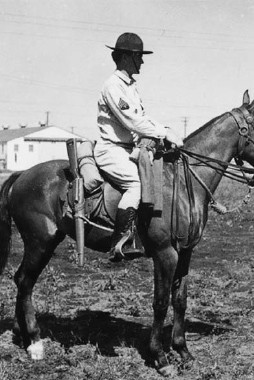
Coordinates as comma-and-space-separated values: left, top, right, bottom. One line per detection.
14, 144, 19, 152
28, 144, 34, 152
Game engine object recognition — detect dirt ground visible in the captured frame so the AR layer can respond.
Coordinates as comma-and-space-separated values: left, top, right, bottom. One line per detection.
1, 177, 254, 379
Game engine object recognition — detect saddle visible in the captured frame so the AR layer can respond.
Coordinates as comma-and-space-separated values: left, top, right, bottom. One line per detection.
65, 138, 166, 229
66, 178, 122, 228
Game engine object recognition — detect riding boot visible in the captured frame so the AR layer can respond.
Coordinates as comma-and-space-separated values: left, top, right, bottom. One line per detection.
109, 207, 144, 262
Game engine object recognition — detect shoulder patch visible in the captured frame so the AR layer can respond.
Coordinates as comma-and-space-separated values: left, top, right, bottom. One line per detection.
118, 98, 130, 111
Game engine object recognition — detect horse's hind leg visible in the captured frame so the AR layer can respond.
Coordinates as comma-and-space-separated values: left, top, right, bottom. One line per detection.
13, 229, 65, 359
171, 248, 194, 365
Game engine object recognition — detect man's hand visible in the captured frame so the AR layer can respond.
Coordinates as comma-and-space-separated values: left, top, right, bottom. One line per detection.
165, 128, 184, 147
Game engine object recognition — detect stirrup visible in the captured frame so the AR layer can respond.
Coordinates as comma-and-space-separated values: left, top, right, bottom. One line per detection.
109, 230, 145, 262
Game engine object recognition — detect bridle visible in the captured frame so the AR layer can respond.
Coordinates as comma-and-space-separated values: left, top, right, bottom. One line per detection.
229, 105, 254, 163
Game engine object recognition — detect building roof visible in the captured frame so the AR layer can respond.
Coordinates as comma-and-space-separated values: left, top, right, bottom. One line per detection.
0, 127, 48, 142
0, 126, 83, 142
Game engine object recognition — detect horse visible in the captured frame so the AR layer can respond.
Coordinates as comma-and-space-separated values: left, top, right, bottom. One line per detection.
1, 91, 254, 376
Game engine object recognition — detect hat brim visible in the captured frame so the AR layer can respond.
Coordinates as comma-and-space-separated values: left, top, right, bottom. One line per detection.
105, 45, 153, 54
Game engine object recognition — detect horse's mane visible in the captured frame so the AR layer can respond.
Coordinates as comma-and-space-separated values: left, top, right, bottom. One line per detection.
184, 113, 228, 143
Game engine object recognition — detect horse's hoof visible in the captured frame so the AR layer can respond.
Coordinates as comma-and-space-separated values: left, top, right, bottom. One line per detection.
179, 358, 194, 372
157, 364, 178, 377
179, 351, 195, 370
27, 340, 44, 360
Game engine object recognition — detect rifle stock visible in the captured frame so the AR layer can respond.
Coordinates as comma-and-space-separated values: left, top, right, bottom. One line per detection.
66, 138, 85, 267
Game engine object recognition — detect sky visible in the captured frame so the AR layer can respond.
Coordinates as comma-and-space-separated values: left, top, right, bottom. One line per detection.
1, 0, 254, 140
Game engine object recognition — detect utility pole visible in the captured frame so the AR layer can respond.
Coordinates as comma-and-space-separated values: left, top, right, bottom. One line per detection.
45, 111, 50, 127
182, 117, 188, 138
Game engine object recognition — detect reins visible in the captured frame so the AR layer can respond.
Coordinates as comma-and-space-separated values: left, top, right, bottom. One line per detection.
176, 149, 254, 214
165, 104, 254, 215
178, 147, 254, 184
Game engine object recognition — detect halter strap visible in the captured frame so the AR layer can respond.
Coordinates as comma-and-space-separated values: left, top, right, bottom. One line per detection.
229, 106, 254, 159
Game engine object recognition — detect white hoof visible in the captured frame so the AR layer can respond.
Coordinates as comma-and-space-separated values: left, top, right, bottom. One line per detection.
27, 340, 44, 360
158, 364, 178, 377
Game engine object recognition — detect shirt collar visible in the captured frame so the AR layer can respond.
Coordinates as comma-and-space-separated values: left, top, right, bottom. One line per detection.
114, 70, 136, 85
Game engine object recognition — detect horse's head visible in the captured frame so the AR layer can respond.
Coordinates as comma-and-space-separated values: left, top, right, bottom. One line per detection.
232, 90, 254, 167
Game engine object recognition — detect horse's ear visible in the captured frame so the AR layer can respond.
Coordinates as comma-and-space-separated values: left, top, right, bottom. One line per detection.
243, 89, 250, 105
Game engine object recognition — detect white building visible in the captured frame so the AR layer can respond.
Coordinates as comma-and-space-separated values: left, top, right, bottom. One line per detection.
0, 126, 84, 171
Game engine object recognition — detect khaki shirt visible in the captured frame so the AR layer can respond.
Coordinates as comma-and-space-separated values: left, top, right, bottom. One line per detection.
97, 70, 167, 145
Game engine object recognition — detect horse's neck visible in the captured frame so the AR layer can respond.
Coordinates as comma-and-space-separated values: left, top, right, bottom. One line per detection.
184, 113, 238, 193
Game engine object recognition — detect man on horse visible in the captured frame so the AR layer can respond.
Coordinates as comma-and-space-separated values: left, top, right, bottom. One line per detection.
93, 32, 183, 260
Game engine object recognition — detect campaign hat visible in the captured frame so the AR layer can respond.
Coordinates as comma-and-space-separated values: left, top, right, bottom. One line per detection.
106, 32, 153, 54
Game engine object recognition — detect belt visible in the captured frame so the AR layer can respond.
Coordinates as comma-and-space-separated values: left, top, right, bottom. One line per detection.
100, 138, 135, 149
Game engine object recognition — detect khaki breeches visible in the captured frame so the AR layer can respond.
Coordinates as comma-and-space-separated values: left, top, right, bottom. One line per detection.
94, 142, 141, 209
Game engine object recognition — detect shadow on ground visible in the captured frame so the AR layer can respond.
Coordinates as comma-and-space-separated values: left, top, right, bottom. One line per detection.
0, 310, 233, 362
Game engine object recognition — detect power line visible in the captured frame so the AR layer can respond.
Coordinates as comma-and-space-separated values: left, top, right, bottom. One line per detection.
1, 13, 253, 50
1, 14, 253, 51
1, 29, 251, 52
2, 11, 251, 42
0, 71, 97, 95
0, 30, 251, 53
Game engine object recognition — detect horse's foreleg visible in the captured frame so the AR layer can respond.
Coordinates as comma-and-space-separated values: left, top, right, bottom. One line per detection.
150, 246, 178, 376
171, 248, 194, 365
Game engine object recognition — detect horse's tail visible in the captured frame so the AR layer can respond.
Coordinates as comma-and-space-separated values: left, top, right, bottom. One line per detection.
0, 172, 22, 274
